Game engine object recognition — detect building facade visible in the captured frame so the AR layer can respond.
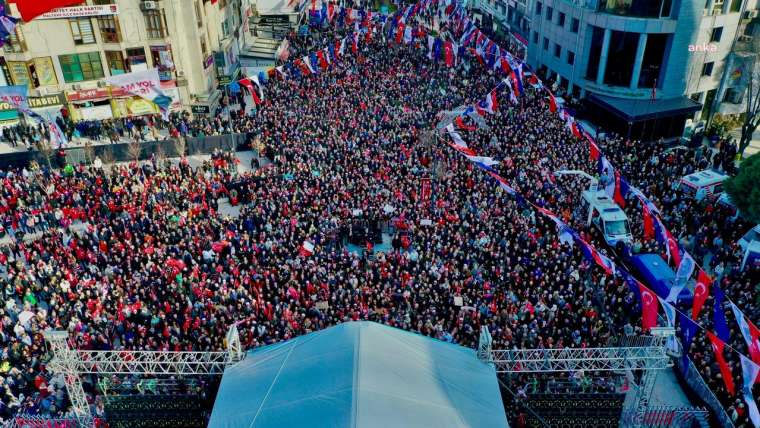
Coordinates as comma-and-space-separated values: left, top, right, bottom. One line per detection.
469, 0, 532, 54
0, 0, 244, 122
476, 0, 758, 140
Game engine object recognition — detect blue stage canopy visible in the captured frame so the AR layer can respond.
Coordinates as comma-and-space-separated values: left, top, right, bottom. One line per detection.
209, 321, 508, 428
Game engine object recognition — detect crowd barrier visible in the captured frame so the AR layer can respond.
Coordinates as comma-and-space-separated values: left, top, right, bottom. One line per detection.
675, 355, 734, 428
0, 133, 253, 169
4, 416, 106, 428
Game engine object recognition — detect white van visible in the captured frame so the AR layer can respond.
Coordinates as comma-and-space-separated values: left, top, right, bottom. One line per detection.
580, 190, 633, 247
679, 170, 728, 200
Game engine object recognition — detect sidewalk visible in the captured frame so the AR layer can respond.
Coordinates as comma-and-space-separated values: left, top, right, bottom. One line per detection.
730, 127, 760, 158
0, 130, 171, 155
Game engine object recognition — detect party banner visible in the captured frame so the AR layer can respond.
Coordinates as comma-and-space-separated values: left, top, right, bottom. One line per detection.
106, 68, 172, 119
0, 84, 28, 110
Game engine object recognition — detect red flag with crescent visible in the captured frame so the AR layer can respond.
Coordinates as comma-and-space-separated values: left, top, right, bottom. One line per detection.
639, 284, 658, 332
707, 332, 736, 396
692, 269, 711, 320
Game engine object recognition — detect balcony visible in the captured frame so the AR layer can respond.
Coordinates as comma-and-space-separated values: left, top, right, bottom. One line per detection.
597, 0, 673, 19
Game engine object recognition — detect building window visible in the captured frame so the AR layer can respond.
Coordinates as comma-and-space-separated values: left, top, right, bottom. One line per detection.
730, 0, 742, 12
586, 26, 605, 80
532, 32, 538, 44
105, 51, 126, 75
200, 36, 208, 58
543, 37, 549, 50
554, 43, 561, 57
535, 2, 542, 15
3, 27, 26, 53
601, 0, 672, 18
69, 18, 96, 45
711, 0, 724, 14
702, 62, 714, 76
144, 10, 167, 39
58, 52, 104, 82
567, 51, 575, 65
558, 12, 565, 27
126, 47, 148, 72
546, 6, 553, 21
571, 18, 579, 33
604, 31, 640, 86
97, 16, 121, 43
723, 88, 743, 104
638, 33, 669, 88
690, 92, 703, 102
711, 27, 723, 42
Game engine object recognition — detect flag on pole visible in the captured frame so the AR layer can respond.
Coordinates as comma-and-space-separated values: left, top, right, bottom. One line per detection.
444, 41, 455, 67
299, 240, 315, 257
548, 91, 557, 113
475, 91, 498, 115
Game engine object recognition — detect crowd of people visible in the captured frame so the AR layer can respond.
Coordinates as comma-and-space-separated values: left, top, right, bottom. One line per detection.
0, 9, 757, 427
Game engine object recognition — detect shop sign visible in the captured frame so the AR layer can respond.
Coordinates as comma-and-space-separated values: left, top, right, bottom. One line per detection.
218, 75, 231, 86
29, 93, 66, 108
67, 87, 128, 102
37, 5, 119, 20
191, 105, 210, 114
0, 93, 66, 112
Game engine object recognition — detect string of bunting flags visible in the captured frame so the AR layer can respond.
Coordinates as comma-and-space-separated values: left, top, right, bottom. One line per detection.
426, 0, 759, 421
220, 0, 759, 420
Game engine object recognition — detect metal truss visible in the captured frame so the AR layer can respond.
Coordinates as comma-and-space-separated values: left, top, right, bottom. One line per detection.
487, 345, 672, 373
43, 324, 245, 426
46, 350, 231, 375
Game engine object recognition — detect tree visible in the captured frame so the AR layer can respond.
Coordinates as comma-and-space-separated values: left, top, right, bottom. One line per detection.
83, 141, 95, 165
127, 140, 142, 163
725, 152, 760, 223
36, 139, 54, 169
738, 50, 760, 159
173, 136, 187, 158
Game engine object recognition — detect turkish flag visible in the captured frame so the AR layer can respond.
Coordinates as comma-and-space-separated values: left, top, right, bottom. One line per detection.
707, 332, 736, 396
589, 139, 601, 162
548, 93, 557, 113
642, 204, 654, 240
9, 0, 85, 22
639, 284, 659, 332
692, 269, 712, 320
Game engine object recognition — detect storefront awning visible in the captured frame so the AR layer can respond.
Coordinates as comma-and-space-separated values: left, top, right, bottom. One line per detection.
588, 93, 702, 122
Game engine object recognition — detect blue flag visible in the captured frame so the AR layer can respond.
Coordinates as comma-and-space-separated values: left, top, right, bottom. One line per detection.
432, 38, 443, 62
713, 285, 730, 343
678, 312, 698, 374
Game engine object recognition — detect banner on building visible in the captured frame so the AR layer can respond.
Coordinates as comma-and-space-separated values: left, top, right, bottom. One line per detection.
106, 68, 172, 119
0, 84, 28, 110
36, 5, 119, 20
0, 92, 65, 111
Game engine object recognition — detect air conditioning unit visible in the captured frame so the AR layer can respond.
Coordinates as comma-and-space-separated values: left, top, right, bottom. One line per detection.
72, 84, 82, 91
97, 80, 108, 88
176, 70, 186, 78
141, 1, 159, 11
743, 10, 759, 19
738, 34, 753, 43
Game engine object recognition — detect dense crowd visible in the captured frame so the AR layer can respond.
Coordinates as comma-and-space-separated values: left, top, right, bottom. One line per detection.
0, 13, 757, 427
